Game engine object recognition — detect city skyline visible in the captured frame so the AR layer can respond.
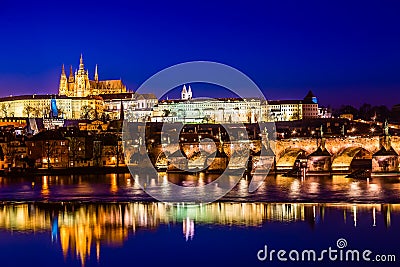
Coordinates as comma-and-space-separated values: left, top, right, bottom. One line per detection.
0, 1, 400, 107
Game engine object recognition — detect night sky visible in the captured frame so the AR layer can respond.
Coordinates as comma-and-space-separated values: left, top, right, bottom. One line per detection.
0, 0, 399, 108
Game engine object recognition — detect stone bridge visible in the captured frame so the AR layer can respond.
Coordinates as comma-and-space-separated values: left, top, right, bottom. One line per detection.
125, 136, 400, 172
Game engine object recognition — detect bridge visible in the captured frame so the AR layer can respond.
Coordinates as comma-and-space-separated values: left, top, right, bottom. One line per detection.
125, 135, 400, 174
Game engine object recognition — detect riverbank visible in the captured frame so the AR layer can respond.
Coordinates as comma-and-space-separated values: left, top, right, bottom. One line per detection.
0, 166, 130, 177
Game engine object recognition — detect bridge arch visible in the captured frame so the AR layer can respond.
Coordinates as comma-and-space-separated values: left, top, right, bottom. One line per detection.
331, 146, 372, 172
276, 148, 307, 171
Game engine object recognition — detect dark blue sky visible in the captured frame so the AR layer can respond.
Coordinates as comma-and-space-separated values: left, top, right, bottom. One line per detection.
0, 0, 399, 107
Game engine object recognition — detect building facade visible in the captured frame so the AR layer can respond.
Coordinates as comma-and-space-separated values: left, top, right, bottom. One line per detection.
0, 56, 324, 124
0, 95, 104, 120
150, 86, 320, 123
0, 55, 157, 121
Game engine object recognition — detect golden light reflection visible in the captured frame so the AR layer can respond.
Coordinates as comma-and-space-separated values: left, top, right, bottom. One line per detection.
349, 181, 361, 199
110, 174, 118, 194
41, 176, 49, 197
0, 202, 398, 266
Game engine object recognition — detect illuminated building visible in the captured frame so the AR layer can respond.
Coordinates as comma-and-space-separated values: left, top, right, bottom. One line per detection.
102, 92, 157, 121
267, 91, 319, 121
307, 129, 332, 173
0, 94, 104, 120
372, 121, 399, 174
150, 86, 320, 123
25, 130, 69, 169
0, 55, 156, 121
151, 85, 263, 123
59, 54, 127, 97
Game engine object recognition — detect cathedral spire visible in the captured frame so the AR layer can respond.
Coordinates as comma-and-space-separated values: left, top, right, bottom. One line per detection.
187, 85, 192, 99
94, 64, 99, 82
79, 53, 84, 70
59, 64, 68, 96
61, 64, 66, 76
68, 65, 74, 82
181, 85, 188, 100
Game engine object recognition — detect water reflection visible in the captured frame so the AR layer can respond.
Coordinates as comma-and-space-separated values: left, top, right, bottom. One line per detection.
1, 173, 400, 203
0, 202, 399, 266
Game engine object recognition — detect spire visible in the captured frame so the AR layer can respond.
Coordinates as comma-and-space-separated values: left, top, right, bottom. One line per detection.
187, 85, 192, 99
61, 64, 66, 76
79, 53, 84, 70
68, 65, 74, 82
94, 64, 99, 82
181, 85, 188, 100
384, 119, 389, 136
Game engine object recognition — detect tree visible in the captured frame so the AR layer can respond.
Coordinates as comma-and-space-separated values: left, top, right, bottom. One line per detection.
372, 105, 390, 122
44, 141, 56, 169
162, 109, 170, 117
33, 108, 41, 118
23, 104, 37, 118
391, 104, 400, 123
291, 111, 300, 121
359, 103, 372, 121
57, 108, 65, 118
93, 140, 103, 167
115, 140, 124, 168
67, 137, 84, 167
333, 105, 359, 119
1, 103, 10, 117
81, 105, 94, 120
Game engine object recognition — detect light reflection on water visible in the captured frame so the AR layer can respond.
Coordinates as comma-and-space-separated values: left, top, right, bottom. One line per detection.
0, 202, 398, 266
0, 173, 400, 203
1, 174, 400, 266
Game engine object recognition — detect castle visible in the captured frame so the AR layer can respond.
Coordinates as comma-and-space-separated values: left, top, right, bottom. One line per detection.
59, 54, 127, 97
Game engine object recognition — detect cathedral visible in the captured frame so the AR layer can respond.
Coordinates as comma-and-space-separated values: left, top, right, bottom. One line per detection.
59, 54, 127, 97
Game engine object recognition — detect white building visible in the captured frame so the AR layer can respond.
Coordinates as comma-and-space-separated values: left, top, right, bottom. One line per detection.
103, 93, 158, 121
151, 86, 319, 123
151, 85, 263, 123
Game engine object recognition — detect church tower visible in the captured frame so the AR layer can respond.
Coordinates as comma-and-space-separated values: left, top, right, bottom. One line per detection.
75, 54, 91, 97
187, 85, 192, 99
68, 65, 74, 83
181, 85, 188, 100
94, 64, 99, 82
59, 64, 68, 96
